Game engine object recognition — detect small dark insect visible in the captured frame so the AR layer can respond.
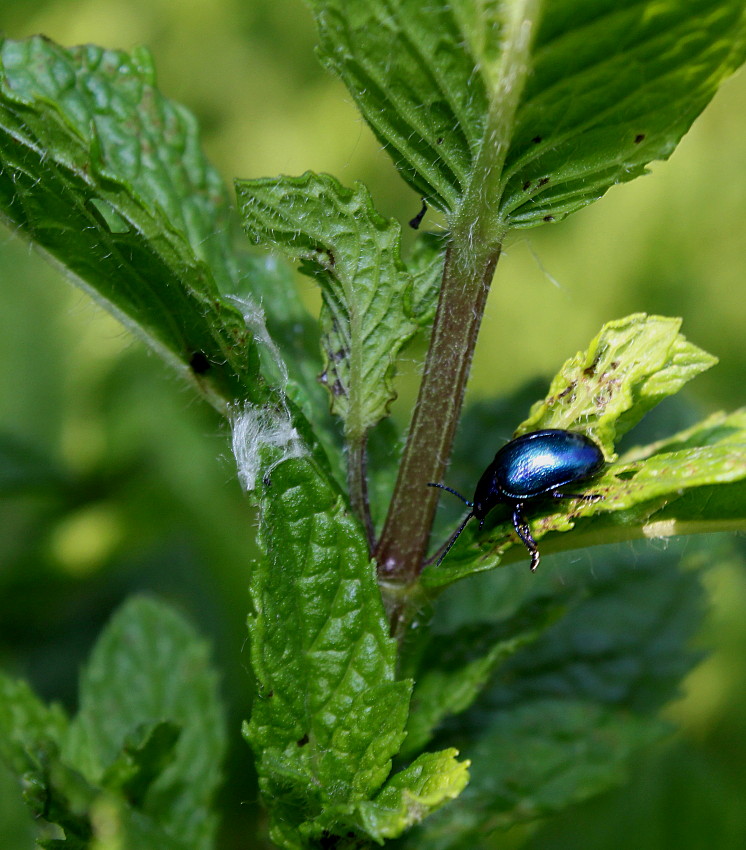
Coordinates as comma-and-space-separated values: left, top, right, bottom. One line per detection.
409, 198, 428, 229
428, 429, 604, 571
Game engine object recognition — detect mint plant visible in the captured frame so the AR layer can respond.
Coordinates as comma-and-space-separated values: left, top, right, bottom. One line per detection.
1, 2, 745, 848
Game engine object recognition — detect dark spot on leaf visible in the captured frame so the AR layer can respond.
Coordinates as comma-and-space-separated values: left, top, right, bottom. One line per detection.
557, 382, 577, 401
532, 135, 542, 144
436, 137, 443, 144
409, 198, 427, 229
523, 180, 532, 191
610, 360, 620, 370
296, 734, 309, 747
543, 215, 554, 222
262, 474, 272, 488
332, 379, 345, 396
546, 381, 577, 408
537, 177, 550, 187
189, 351, 211, 374
634, 133, 645, 144
331, 348, 347, 362
583, 358, 600, 378
318, 370, 328, 385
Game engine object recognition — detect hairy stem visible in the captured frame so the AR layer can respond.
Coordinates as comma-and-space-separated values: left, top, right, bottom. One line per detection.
375, 1, 541, 631
347, 433, 375, 552
375, 239, 500, 587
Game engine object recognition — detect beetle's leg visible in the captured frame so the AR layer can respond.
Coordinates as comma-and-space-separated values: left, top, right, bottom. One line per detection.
511, 503, 540, 572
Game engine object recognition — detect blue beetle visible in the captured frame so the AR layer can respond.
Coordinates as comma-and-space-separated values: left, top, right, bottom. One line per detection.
428, 429, 604, 571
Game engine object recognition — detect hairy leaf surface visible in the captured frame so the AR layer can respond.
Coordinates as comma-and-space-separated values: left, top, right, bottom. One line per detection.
0, 36, 267, 410
245, 456, 415, 846
309, 0, 746, 238
236, 172, 442, 437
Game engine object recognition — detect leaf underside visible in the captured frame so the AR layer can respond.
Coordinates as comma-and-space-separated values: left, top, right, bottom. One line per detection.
309, 0, 746, 230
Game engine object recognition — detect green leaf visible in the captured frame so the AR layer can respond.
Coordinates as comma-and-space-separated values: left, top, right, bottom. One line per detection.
100, 721, 181, 808
561, 407, 746, 552
236, 172, 442, 437
350, 749, 470, 842
309, 0, 745, 235
0, 761, 35, 850
405, 231, 448, 324
401, 540, 705, 847
22, 742, 97, 847
63, 597, 226, 850
401, 594, 568, 759
411, 700, 667, 849
22, 743, 192, 850
245, 456, 412, 848
0, 674, 68, 776
0, 36, 266, 411
491, 541, 706, 713
519, 314, 717, 457
501, 0, 746, 228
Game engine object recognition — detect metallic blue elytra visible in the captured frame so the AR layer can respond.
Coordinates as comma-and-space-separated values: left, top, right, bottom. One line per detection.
428, 429, 604, 572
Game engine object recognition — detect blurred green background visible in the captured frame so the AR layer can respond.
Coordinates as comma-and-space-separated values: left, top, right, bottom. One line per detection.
1, 1, 745, 848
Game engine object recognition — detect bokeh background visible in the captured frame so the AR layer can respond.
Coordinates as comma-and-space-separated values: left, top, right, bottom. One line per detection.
1, 1, 745, 848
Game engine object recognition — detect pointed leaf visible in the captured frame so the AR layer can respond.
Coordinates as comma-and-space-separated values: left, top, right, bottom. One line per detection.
351, 749, 469, 842
236, 172, 440, 436
309, 0, 745, 235
63, 597, 225, 850
402, 541, 706, 847
245, 456, 412, 847
519, 314, 718, 456
401, 594, 567, 759
0, 36, 266, 410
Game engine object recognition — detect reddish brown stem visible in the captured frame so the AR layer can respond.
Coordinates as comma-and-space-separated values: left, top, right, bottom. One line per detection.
375, 240, 500, 591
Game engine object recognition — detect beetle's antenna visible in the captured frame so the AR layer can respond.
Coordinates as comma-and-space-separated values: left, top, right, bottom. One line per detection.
424, 511, 474, 566
425, 483, 476, 566
427, 482, 473, 507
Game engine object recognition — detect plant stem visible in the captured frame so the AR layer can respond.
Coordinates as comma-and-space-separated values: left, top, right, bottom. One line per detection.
348, 433, 375, 552
374, 238, 500, 586
374, 0, 540, 628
